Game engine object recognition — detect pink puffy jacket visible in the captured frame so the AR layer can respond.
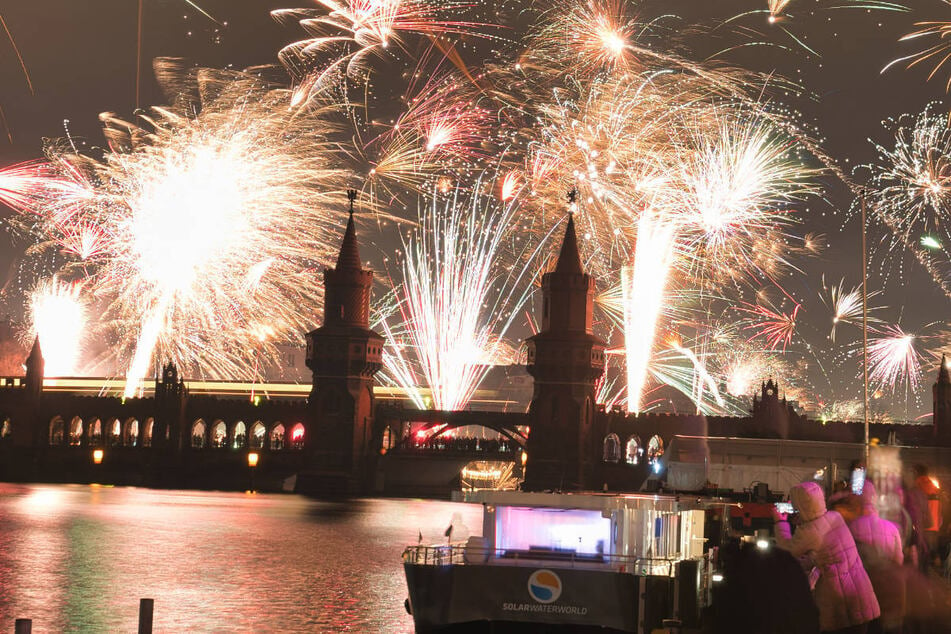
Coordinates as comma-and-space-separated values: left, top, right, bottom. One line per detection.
848, 481, 905, 628
775, 481, 880, 631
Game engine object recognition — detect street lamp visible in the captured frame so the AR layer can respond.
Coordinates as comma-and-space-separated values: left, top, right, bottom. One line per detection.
247, 451, 259, 493
92, 448, 104, 465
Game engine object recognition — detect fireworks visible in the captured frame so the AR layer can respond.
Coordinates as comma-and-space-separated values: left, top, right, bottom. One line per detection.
622, 217, 676, 414
740, 301, 800, 352
381, 185, 546, 411
3, 0, 938, 422
12, 63, 352, 394
28, 278, 86, 377
861, 104, 951, 296
820, 277, 882, 343
868, 324, 922, 395
885, 5, 951, 91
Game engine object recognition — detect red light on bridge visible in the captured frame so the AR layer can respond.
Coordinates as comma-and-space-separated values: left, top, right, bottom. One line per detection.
291, 426, 304, 441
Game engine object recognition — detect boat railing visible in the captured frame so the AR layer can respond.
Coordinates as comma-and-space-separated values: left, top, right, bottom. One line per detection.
402, 544, 684, 576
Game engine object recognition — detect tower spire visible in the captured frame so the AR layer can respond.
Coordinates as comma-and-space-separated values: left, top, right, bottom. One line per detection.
554, 189, 583, 275
335, 189, 362, 270
940, 354, 950, 385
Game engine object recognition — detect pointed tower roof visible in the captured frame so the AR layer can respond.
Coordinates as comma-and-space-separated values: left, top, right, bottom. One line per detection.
27, 335, 42, 363
939, 354, 950, 384
335, 190, 362, 270
554, 213, 584, 274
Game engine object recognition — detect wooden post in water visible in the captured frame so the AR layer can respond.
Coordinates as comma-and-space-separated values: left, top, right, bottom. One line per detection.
138, 598, 154, 634
14, 619, 31, 634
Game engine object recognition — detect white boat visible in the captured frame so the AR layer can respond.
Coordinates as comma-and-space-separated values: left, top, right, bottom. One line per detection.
403, 490, 717, 633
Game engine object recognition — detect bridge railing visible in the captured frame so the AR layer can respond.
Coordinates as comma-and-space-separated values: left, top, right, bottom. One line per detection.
401, 544, 683, 576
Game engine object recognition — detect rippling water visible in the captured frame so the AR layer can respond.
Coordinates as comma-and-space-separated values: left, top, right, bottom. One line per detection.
0, 484, 481, 632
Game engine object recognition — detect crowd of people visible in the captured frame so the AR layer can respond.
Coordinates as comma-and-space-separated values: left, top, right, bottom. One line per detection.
406, 435, 517, 453
710, 464, 951, 634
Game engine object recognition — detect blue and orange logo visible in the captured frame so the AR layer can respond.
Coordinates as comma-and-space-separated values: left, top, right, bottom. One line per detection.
527, 569, 562, 603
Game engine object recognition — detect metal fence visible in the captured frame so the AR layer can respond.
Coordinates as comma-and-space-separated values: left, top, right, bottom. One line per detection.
401, 544, 685, 576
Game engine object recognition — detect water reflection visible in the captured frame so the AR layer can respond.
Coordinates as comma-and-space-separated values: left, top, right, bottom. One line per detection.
0, 484, 481, 631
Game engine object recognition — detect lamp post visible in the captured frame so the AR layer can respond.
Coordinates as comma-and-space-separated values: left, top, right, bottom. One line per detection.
92, 448, 104, 465
861, 196, 870, 466
247, 451, 259, 493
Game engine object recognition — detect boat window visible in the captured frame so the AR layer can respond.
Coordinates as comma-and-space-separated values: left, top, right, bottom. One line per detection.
495, 506, 610, 559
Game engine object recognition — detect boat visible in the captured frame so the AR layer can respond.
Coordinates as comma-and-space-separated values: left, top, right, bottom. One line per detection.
402, 490, 717, 633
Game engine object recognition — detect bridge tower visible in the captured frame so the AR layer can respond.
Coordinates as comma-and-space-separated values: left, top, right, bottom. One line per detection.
524, 202, 606, 491
305, 191, 383, 493
934, 355, 951, 443
154, 362, 187, 450
20, 336, 44, 448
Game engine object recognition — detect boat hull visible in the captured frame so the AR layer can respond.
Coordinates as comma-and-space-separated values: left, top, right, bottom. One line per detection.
404, 562, 673, 633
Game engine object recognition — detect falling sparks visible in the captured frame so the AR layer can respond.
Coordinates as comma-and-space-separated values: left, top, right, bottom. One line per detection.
28, 278, 86, 377
868, 325, 922, 395
11, 63, 352, 395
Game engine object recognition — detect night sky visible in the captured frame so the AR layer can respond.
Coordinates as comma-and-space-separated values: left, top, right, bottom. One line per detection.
1, 0, 950, 418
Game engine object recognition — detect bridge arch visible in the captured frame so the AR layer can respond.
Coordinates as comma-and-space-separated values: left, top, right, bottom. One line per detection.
211, 420, 227, 448
249, 421, 266, 449
123, 418, 139, 447
69, 416, 84, 447
191, 419, 207, 449
647, 435, 664, 464
625, 434, 642, 465
143, 418, 155, 447
49, 416, 65, 446
87, 418, 102, 446
269, 423, 285, 451
602, 433, 621, 463
106, 418, 121, 447
289, 422, 305, 450
395, 421, 527, 453
231, 421, 247, 449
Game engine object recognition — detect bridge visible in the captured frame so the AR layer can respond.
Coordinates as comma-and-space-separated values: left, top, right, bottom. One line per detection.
0, 367, 530, 497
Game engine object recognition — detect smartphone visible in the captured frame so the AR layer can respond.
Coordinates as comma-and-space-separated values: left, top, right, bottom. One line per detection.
774, 501, 794, 514
851, 467, 866, 495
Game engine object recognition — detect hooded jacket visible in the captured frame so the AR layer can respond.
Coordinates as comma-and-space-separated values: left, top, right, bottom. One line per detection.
848, 481, 905, 627
775, 481, 880, 631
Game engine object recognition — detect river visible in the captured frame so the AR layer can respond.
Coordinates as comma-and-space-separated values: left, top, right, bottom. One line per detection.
0, 483, 482, 632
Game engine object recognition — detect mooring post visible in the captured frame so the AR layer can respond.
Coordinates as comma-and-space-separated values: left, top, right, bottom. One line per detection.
138, 598, 154, 634
14, 619, 31, 634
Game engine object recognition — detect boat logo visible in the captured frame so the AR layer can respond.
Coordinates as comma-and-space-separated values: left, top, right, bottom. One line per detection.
527, 569, 562, 603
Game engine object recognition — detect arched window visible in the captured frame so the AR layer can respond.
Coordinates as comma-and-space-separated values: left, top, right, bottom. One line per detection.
49, 416, 65, 446
211, 420, 227, 448
88, 419, 102, 446
0, 418, 11, 440
232, 421, 247, 449
107, 419, 121, 447
270, 423, 285, 451
289, 423, 305, 450
69, 417, 84, 447
602, 433, 621, 463
625, 435, 642, 465
191, 420, 207, 449
143, 418, 154, 448
124, 419, 139, 447
647, 435, 664, 464
249, 421, 266, 449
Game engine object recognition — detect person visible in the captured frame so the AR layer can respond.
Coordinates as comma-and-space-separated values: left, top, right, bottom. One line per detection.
912, 465, 941, 568
774, 481, 880, 634
709, 537, 820, 634
845, 482, 906, 634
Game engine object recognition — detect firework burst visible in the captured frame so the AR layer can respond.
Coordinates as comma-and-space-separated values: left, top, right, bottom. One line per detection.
867, 324, 922, 396
381, 184, 549, 410
12, 63, 355, 394
28, 278, 86, 377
